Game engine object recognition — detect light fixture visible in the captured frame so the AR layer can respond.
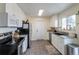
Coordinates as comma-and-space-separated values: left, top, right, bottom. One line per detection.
38, 9, 44, 16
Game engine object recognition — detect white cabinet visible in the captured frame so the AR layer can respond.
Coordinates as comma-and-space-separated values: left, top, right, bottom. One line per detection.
51, 33, 79, 55
0, 12, 18, 27
17, 19, 22, 27
51, 34, 65, 54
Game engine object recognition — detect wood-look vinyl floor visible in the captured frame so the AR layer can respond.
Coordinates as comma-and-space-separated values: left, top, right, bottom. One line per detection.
25, 40, 61, 55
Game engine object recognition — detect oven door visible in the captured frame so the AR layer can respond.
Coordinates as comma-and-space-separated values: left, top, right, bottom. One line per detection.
18, 39, 24, 55
18, 35, 27, 55
22, 36, 27, 53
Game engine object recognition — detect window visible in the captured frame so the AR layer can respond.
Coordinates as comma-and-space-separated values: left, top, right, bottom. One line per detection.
67, 15, 76, 30
61, 15, 76, 30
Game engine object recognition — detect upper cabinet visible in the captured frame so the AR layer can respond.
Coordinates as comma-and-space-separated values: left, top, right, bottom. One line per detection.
17, 19, 22, 27
0, 12, 18, 27
0, 3, 26, 27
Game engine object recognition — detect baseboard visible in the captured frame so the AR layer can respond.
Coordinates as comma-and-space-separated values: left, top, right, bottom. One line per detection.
31, 39, 48, 41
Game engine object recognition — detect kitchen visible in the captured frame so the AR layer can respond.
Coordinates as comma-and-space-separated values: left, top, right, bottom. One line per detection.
0, 3, 79, 55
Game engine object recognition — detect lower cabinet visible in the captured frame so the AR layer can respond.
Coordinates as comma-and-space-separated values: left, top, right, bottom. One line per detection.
51, 34, 66, 55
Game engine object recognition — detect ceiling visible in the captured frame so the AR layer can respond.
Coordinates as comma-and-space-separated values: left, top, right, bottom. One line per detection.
17, 3, 74, 16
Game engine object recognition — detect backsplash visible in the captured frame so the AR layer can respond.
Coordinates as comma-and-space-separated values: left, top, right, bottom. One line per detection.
0, 27, 17, 33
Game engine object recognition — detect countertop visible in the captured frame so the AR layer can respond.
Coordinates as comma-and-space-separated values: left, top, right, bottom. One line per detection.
51, 32, 79, 45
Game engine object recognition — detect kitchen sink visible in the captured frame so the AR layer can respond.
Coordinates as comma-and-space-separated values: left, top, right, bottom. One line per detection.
54, 32, 68, 36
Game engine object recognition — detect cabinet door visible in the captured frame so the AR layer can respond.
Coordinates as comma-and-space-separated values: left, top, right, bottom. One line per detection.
51, 34, 55, 44
51, 34, 65, 54
0, 13, 8, 26
8, 14, 18, 27
17, 19, 22, 27
51, 34, 57, 47
57, 37, 64, 54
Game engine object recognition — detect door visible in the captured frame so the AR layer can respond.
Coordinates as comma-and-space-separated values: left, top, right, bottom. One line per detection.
32, 20, 46, 40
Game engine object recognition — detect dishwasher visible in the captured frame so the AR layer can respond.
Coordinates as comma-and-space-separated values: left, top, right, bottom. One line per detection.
67, 44, 79, 55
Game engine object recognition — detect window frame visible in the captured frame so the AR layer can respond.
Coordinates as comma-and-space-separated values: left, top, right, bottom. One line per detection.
61, 14, 76, 31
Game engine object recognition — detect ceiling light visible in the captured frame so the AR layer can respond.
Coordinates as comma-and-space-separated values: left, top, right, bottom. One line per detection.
38, 9, 44, 16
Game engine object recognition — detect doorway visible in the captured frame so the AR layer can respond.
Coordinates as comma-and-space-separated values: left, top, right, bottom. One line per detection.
32, 19, 46, 40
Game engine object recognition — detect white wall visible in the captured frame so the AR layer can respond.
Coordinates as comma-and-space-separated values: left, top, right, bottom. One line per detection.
6, 3, 26, 21
58, 4, 79, 19
28, 16, 50, 40
0, 3, 26, 33
6, 3, 26, 27
0, 28, 17, 33
0, 3, 5, 13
